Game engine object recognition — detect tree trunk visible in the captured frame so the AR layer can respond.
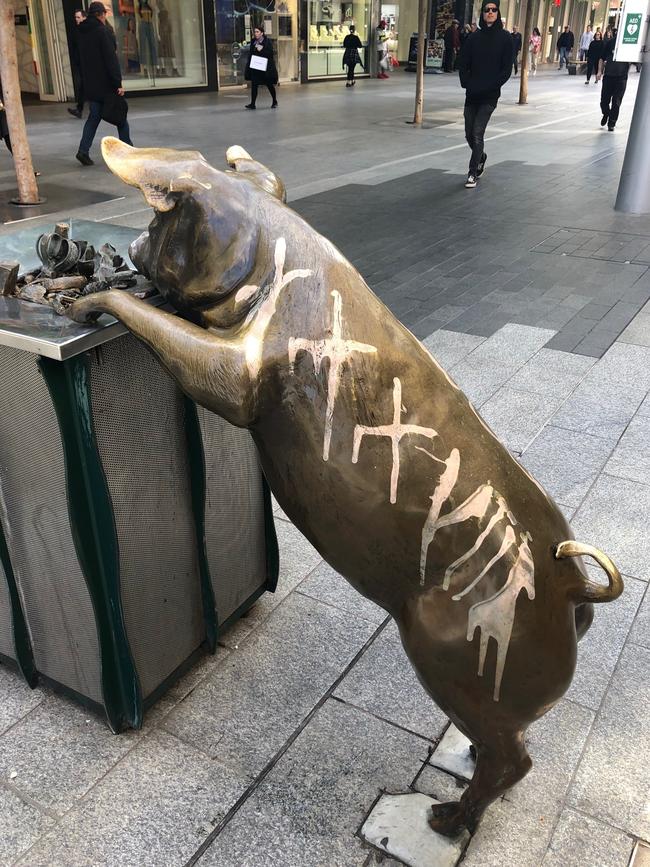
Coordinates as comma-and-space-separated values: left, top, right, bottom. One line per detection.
0, 0, 40, 204
519, 0, 533, 104
413, 0, 427, 125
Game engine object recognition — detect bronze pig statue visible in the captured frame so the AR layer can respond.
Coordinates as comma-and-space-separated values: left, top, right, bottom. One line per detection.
70, 138, 623, 838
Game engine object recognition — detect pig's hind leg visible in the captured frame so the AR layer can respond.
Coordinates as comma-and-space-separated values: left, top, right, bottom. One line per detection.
428, 729, 531, 836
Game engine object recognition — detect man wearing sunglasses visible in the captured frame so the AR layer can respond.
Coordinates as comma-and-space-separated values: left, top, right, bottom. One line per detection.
457, 0, 513, 188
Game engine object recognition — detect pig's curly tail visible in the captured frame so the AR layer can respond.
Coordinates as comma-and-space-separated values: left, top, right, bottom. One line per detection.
555, 540, 624, 603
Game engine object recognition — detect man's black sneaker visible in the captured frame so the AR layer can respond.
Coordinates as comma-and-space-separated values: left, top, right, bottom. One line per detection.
477, 153, 487, 177
600, 114, 608, 126
608, 125, 615, 131
465, 173, 477, 188
244, 103, 256, 110
75, 151, 94, 166
67, 108, 82, 119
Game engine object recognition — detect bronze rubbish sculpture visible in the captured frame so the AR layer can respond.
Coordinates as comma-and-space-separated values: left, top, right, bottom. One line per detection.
69, 138, 623, 838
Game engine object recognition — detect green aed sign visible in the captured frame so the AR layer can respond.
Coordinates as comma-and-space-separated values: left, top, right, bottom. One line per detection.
623, 12, 643, 43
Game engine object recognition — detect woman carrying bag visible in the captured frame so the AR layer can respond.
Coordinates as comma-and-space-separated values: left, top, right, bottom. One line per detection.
342, 25, 364, 86
245, 27, 278, 110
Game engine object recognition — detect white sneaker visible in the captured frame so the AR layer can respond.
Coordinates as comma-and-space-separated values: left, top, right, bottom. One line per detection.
465, 173, 477, 188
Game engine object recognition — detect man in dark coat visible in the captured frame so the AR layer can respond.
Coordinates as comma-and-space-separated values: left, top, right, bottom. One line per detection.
444, 20, 461, 72
457, 0, 513, 188
600, 31, 629, 131
511, 25, 522, 75
67, 9, 86, 119
76, 2, 131, 166
557, 25, 575, 69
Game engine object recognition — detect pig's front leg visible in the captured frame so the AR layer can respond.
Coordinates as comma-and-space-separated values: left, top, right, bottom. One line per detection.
70, 291, 254, 427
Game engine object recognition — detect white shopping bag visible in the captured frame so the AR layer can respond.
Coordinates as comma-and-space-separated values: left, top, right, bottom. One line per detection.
250, 55, 269, 72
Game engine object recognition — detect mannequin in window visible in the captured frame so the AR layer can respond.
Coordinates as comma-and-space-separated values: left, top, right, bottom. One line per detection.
157, 0, 180, 77
137, 0, 158, 80
124, 16, 141, 74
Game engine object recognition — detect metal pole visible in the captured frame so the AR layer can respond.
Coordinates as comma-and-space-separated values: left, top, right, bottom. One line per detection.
615, 59, 650, 212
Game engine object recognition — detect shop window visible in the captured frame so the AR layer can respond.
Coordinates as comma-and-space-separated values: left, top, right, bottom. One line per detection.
308, 1, 370, 78
106, 0, 207, 90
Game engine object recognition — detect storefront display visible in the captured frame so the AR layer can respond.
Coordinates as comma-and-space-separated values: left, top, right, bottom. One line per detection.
307, 0, 370, 77
215, 0, 298, 87
103, 0, 207, 91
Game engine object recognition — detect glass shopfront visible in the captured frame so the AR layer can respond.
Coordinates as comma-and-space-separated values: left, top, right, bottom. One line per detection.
306, 0, 370, 77
215, 0, 299, 86
103, 0, 208, 91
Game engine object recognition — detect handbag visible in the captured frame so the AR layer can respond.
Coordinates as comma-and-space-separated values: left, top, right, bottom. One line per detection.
102, 92, 128, 126
250, 55, 269, 72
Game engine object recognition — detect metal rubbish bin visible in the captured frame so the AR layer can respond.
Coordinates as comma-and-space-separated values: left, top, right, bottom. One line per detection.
0, 284, 277, 733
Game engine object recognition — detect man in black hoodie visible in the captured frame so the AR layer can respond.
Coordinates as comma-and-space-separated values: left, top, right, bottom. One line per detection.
457, 0, 513, 188
75, 2, 131, 166
600, 31, 629, 132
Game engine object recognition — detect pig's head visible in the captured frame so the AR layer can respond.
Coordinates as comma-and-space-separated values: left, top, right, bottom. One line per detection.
101, 137, 286, 328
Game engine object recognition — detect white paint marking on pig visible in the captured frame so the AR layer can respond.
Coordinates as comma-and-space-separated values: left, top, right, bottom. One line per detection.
419, 449, 461, 585
444, 495, 512, 589
351, 377, 439, 504
243, 238, 312, 378
288, 290, 377, 461
452, 524, 517, 601
467, 532, 535, 701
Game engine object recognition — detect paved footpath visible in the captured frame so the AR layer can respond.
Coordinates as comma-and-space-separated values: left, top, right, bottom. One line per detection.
1, 69, 649, 866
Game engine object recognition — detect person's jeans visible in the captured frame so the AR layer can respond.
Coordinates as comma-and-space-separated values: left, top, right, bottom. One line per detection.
79, 100, 132, 156
559, 46, 570, 68
464, 100, 496, 174
600, 76, 627, 128
513, 51, 520, 74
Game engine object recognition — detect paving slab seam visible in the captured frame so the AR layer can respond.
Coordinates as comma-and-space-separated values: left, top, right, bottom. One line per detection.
0, 778, 61, 822
328, 693, 441, 748
293, 588, 383, 625
183, 615, 392, 867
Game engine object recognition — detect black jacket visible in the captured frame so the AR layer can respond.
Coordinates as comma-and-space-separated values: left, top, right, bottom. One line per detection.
512, 31, 522, 53
77, 16, 122, 101
458, 20, 513, 104
587, 38, 605, 63
342, 33, 363, 68
557, 30, 574, 50
602, 37, 629, 77
244, 36, 278, 85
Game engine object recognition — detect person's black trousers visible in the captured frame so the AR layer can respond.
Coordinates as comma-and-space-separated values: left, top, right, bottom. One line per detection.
251, 80, 277, 106
513, 51, 520, 74
600, 76, 627, 128
464, 100, 496, 173
72, 65, 84, 113
586, 58, 595, 81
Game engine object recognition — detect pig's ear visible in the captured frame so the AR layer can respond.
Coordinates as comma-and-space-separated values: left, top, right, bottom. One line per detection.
101, 137, 213, 212
226, 146, 287, 203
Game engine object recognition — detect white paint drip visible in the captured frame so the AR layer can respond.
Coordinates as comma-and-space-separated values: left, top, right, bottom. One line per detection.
452, 524, 517, 601
352, 377, 438, 504
444, 496, 510, 590
288, 290, 376, 461
466, 533, 535, 701
419, 449, 461, 585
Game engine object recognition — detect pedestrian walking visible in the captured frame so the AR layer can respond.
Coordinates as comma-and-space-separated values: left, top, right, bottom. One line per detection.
0, 80, 40, 174
529, 26, 541, 75
244, 26, 278, 109
342, 25, 364, 86
457, 0, 513, 189
600, 32, 629, 131
75, 2, 131, 166
586, 30, 604, 83
557, 25, 574, 69
68, 8, 87, 119
579, 24, 593, 60
376, 20, 390, 78
444, 19, 461, 72
511, 25, 522, 75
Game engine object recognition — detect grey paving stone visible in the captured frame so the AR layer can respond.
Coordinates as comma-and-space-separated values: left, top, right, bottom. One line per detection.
421, 330, 486, 370
0, 693, 138, 816
466, 325, 556, 366
428, 725, 474, 781
334, 621, 447, 740
219, 518, 323, 649
638, 391, 650, 417
447, 356, 520, 408
15, 729, 248, 867
604, 414, 650, 487
479, 388, 565, 453
0, 664, 45, 737
571, 474, 650, 581
551, 380, 647, 441
461, 798, 555, 867
568, 643, 650, 839
588, 341, 650, 391
506, 349, 595, 398
504, 699, 594, 817
163, 592, 378, 781
196, 699, 429, 867
296, 560, 386, 627
413, 764, 468, 803
629, 584, 650, 649
567, 576, 645, 710
0, 786, 56, 865
360, 792, 469, 867
520, 426, 617, 508
541, 808, 634, 867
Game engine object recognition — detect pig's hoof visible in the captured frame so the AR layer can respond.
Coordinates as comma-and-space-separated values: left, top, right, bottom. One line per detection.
428, 801, 467, 837
68, 297, 101, 324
